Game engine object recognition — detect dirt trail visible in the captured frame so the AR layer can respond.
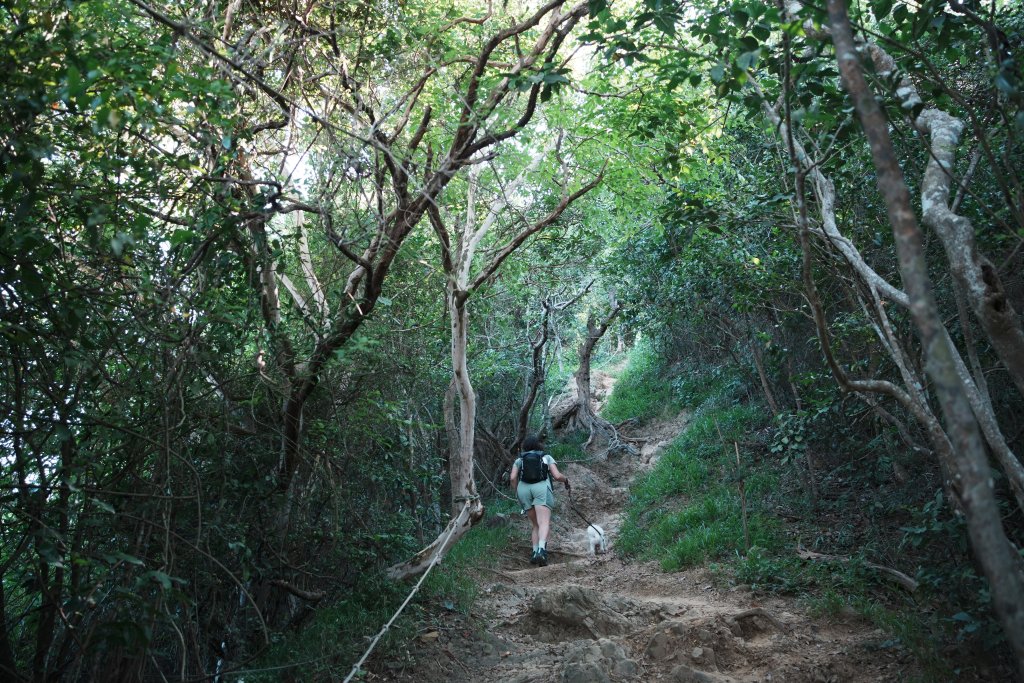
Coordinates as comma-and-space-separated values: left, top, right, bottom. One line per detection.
385, 370, 914, 682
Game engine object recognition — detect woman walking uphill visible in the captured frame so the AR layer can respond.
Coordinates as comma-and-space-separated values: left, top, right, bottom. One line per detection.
510, 434, 570, 566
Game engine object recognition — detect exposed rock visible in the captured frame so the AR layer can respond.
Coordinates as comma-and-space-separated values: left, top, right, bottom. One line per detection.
531, 585, 632, 638
641, 439, 672, 463
643, 617, 749, 673
562, 638, 639, 682
671, 663, 717, 682
670, 663, 738, 683
561, 464, 621, 510
600, 639, 639, 677
507, 671, 545, 683
645, 620, 689, 661
562, 660, 607, 683
691, 645, 717, 670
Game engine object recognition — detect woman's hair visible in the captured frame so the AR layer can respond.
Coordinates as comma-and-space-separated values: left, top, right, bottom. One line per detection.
522, 434, 544, 452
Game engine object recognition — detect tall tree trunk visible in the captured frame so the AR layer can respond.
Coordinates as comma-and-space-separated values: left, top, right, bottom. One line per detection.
387, 290, 486, 582
573, 313, 602, 428
749, 336, 780, 416
448, 291, 484, 520
514, 300, 554, 455
390, 128, 603, 580
443, 378, 460, 475
828, 1, 1024, 672
568, 300, 636, 455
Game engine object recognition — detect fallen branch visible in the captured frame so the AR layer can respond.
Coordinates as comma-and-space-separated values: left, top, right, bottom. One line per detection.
268, 579, 326, 602
797, 548, 918, 593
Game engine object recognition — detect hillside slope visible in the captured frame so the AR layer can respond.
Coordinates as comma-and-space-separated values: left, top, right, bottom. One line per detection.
384, 372, 917, 682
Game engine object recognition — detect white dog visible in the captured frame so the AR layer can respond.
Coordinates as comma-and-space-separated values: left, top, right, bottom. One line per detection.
586, 524, 607, 555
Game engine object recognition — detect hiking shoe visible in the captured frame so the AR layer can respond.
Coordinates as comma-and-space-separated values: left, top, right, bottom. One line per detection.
536, 549, 548, 567
529, 550, 539, 565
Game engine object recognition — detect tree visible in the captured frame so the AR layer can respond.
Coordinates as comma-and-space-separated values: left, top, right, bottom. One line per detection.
555, 292, 637, 455
389, 133, 602, 580
585, 0, 1024, 664
825, 0, 1024, 667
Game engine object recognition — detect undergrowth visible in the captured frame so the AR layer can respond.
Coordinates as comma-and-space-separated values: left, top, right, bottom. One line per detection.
548, 430, 588, 464
610, 345, 1012, 681
246, 497, 520, 681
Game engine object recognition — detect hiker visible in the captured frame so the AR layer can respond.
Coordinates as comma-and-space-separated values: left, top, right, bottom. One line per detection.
510, 434, 570, 567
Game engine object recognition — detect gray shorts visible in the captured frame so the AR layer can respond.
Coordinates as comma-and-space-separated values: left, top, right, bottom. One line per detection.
517, 480, 555, 511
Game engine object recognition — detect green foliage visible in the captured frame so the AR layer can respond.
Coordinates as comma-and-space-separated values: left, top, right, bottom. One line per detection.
671, 364, 748, 410
733, 546, 879, 596
617, 357, 775, 568
422, 498, 521, 611
601, 340, 684, 423
548, 431, 589, 464
807, 591, 955, 682
246, 575, 412, 682
246, 500, 519, 680
2, 0, 1020, 677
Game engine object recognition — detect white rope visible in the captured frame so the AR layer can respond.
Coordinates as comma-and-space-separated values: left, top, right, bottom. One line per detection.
342, 500, 471, 683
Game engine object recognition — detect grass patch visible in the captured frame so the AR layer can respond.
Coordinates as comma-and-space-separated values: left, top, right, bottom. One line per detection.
617, 358, 776, 567
548, 431, 588, 464
601, 340, 685, 423
638, 488, 782, 570
421, 497, 520, 610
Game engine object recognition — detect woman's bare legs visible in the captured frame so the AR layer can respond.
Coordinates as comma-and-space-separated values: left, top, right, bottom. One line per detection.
535, 505, 551, 547
527, 507, 540, 549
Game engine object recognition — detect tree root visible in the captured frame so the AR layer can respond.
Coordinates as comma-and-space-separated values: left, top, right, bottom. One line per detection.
582, 414, 638, 458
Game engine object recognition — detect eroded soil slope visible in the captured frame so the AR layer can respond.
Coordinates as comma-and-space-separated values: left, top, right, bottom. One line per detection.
381, 372, 916, 682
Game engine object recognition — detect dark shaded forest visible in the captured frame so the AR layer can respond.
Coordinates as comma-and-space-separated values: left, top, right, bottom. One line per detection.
2, 0, 1023, 680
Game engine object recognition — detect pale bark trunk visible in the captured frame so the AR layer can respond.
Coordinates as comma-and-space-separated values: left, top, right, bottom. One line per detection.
779, 1, 1024, 508
386, 500, 477, 581
776, 31, 963, 506
574, 322, 596, 425
390, 122, 602, 579
569, 303, 636, 455
828, 1, 1024, 671
917, 108, 1024, 400
386, 290, 484, 580
448, 291, 484, 519
515, 302, 553, 454
443, 378, 460, 472
761, 72, 1024, 511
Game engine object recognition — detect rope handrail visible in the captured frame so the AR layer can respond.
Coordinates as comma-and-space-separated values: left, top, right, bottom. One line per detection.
342, 500, 472, 683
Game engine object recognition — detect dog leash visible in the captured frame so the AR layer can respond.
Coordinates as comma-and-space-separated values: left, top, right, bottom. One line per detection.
565, 484, 601, 534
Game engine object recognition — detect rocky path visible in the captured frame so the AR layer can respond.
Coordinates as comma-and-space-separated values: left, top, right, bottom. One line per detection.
383, 372, 915, 682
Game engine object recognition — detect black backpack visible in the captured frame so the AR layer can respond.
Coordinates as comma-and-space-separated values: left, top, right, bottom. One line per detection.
520, 450, 549, 484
